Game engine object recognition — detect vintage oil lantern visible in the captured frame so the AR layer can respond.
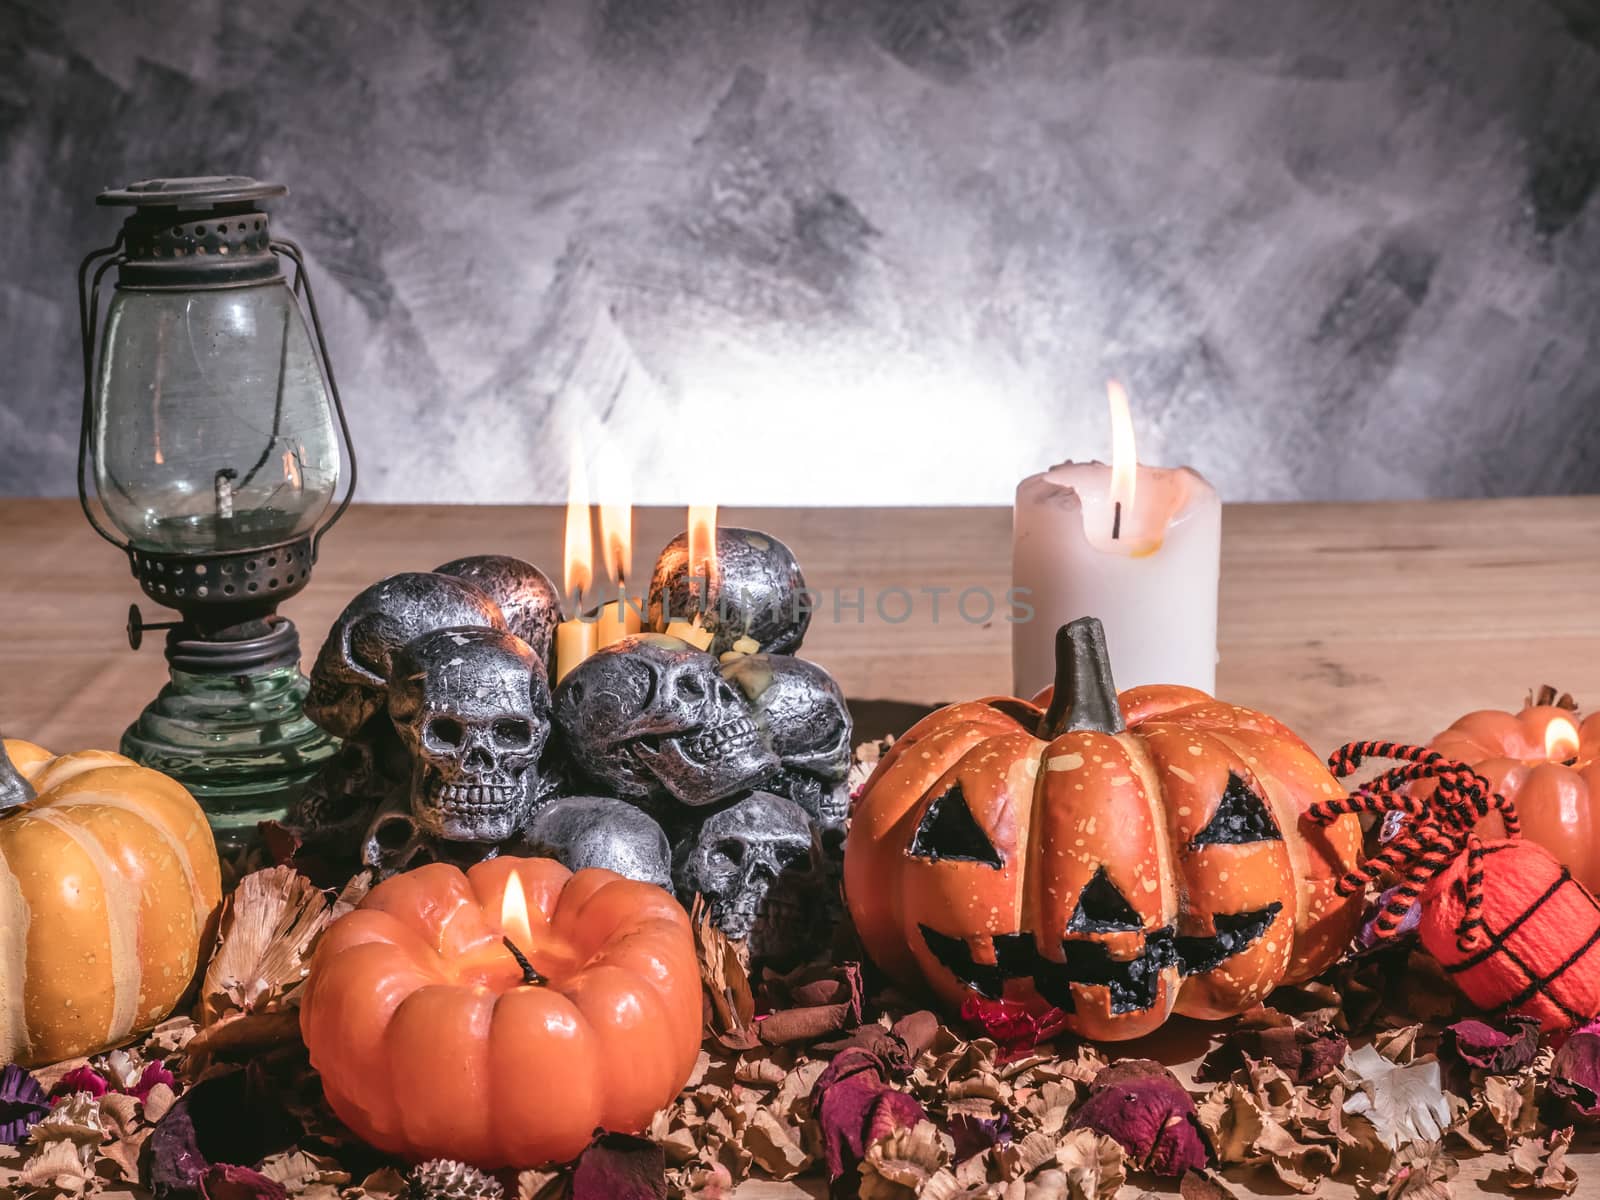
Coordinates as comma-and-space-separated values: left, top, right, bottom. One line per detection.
76, 176, 356, 843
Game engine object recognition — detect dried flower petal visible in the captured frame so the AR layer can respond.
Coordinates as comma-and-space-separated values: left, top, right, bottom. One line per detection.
858, 1118, 951, 1198
0, 1064, 49, 1146
1069, 1060, 1209, 1176
201, 1163, 288, 1200
1442, 1017, 1539, 1074
1051, 1127, 1126, 1200
1200, 1008, 1348, 1084
1341, 1046, 1451, 1150
132, 1060, 178, 1100
1357, 1142, 1458, 1200
1501, 1127, 1578, 1195
949, 1110, 1012, 1163
569, 1131, 665, 1200
49, 1066, 109, 1100
813, 1048, 927, 1181
1548, 1020, 1600, 1121
18, 1137, 95, 1192
958, 996, 1070, 1062
201, 865, 336, 1024
1179, 1168, 1239, 1200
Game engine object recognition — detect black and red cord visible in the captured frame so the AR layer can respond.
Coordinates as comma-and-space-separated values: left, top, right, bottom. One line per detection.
1307, 740, 1521, 950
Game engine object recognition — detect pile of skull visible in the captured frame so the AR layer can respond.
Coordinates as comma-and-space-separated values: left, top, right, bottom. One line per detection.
290, 533, 852, 955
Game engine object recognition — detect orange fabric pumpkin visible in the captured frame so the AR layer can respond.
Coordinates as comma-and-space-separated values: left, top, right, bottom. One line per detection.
1426, 701, 1600, 891
845, 619, 1363, 1041
300, 857, 702, 1168
0, 738, 222, 1067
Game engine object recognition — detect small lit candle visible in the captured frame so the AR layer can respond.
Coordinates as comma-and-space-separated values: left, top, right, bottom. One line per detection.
1012, 381, 1221, 697
554, 457, 597, 683
594, 488, 643, 648
661, 503, 720, 650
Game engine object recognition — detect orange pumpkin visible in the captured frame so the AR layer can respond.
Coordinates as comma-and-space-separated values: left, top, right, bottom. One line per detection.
845, 619, 1363, 1041
1426, 698, 1600, 891
300, 856, 702, 1168
0, 737, 222, 1067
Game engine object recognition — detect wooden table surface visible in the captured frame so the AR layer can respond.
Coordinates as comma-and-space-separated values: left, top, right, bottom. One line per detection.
2, 495, 1598, 1197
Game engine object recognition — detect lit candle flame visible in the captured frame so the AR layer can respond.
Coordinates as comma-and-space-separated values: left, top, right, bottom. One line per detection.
1547, 715, 1581, 761
564, 447, 594, 608
500, 870, 531, 944
1107, 380, 1138, 540
688, 504, 718, 583
596, 451, 633, 590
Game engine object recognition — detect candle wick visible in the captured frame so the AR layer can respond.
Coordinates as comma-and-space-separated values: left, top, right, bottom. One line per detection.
502, 935, 546, 987
1111, 501, 1123, 541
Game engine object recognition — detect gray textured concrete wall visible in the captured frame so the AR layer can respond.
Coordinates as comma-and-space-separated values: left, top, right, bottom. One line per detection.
2, 0, 1597, 505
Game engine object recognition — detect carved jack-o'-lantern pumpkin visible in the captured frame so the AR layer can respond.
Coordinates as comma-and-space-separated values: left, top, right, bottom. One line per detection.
844, 619, 1363, 1041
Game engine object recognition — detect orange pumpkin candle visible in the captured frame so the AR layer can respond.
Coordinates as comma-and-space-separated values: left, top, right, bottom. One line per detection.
299, 857, 701, 1168
1426, 699, 1600, 890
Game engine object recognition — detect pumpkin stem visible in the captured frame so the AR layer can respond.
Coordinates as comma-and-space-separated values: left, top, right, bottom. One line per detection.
0, 738, 35, 815
501, 935, 546, 987
1037, 618, 1126, 738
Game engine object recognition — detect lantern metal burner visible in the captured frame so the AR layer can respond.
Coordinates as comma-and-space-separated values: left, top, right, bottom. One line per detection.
77, 176, 357, 845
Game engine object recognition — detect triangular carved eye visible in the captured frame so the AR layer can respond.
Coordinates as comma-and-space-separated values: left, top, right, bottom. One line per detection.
1191, 772, 1282, 846
1067, 866, 1142, 932
909, 782, 1003, 868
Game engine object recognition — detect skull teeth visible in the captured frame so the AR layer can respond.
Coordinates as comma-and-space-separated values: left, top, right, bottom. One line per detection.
429, 783, 518, 811
678, 717, 758, 764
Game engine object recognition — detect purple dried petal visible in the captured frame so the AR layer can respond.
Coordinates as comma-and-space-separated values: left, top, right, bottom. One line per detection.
0, 1064, 49, 1146
50, 1065, 110, 1100
200, 1164, 287, 1200
812, 1048, 927, 1181
1444, 1016, 1541, 1073
129, 1061, 178, 1100
1550, 1022, 1600, 1121
950, 1110, 1013, 1162
1070, 1059, 1211, 1176
569, 1132, 666, 1200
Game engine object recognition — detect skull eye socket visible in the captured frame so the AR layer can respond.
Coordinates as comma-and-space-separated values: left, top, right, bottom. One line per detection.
712, 839, 745, 869
425, 716, 466, 751
493, 718, 534, 749
677, 674, 706, 700
909, 782, 1003, 869
1191, 772, 1282, 847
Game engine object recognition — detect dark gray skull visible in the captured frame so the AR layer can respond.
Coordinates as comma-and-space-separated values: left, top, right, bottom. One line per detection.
388, 627, 551, 843
674, 791, 813, 941
721, 653, 852, 825
552, 634, 779, 805
646, 527, 810, 655
306, 573, 506, 738
523, 795, 673, 890
435, 555, 563, 672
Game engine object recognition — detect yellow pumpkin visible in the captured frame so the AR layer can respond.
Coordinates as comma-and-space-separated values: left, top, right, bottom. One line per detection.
0, 738, 222, 1067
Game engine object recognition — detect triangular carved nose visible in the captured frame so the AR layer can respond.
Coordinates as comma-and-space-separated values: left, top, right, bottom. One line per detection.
1067, 866, 1142, 932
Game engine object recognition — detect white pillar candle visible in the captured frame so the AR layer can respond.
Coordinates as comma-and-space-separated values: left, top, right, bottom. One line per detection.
1012, 461, 1221, 698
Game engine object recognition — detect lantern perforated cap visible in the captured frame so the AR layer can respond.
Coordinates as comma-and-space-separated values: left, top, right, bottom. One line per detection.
97, 176, 288, 208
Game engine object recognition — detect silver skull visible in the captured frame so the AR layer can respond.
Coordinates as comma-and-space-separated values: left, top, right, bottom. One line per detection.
388, 627, 551, 843
552, 634, 779, 805
434, 554, 563, 673
721, 653, 853, 826
306, 572, 506, 739
674, 791, 814, 941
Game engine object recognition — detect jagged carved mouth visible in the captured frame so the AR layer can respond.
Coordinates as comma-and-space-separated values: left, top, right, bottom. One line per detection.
632, 717, 760, 765
919, 902, 1283, 1015
424, 781, 521, 813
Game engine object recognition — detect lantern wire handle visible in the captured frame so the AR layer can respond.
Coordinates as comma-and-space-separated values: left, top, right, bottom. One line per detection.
76, 237, 132, 551
272, 238, 357, 562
